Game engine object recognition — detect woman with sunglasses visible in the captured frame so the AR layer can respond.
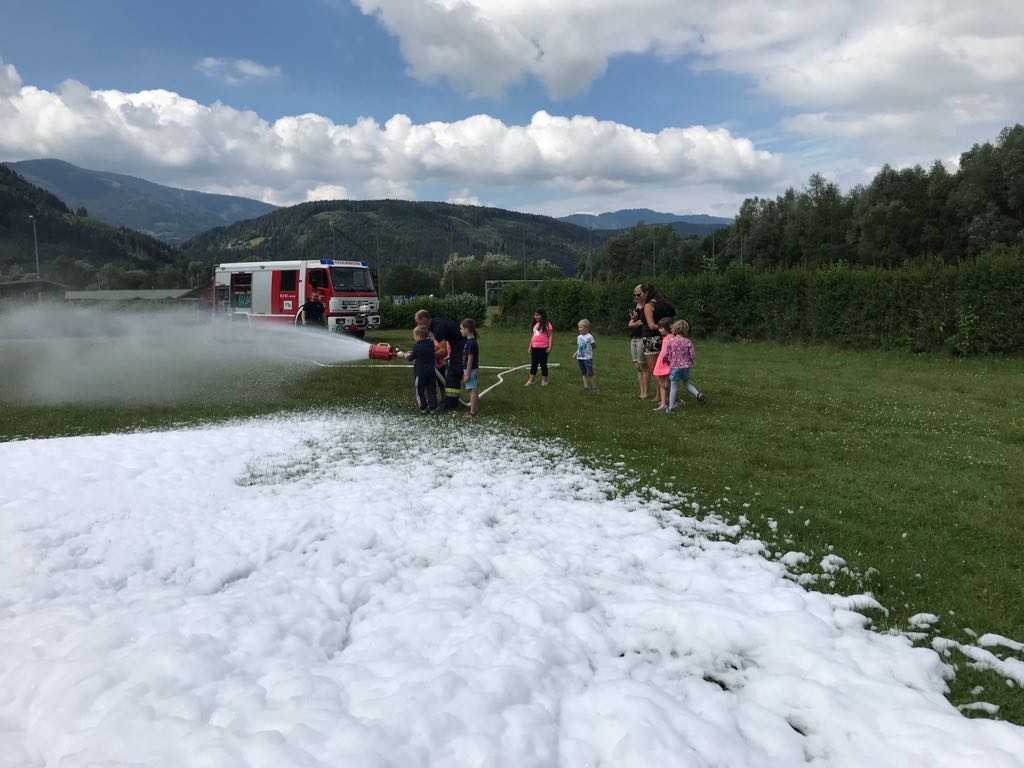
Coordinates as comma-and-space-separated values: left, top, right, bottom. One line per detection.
635, 284, 675, 393
627, 287, 650, 399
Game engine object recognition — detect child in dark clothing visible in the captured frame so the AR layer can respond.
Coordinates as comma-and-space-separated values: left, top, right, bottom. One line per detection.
461, 318, 480, 418
408, 325, 438, 413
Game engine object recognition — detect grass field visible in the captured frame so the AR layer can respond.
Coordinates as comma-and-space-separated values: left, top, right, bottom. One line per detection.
3, 325, 1023, 722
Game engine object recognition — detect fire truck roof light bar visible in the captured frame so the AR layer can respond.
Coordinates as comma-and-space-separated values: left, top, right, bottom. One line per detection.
214, 260, 370, 271
318, 259, 368, 267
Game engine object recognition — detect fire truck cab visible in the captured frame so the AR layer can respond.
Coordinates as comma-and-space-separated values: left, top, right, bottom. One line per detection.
213, 259, 380, 334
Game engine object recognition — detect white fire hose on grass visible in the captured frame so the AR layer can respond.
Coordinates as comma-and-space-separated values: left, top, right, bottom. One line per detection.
312, 360, 560, 403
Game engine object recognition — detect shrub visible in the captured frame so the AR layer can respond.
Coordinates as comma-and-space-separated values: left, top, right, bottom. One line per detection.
378, 293, 487, 329
491, 249, 1024, 356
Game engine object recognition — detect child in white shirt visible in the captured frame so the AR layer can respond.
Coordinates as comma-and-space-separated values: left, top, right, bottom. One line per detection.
574, 319, 599, 393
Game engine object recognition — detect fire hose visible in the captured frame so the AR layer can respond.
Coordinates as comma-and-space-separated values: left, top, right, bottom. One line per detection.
313, 343, 559, 402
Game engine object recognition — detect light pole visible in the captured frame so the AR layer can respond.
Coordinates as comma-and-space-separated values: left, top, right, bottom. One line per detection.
652, 227, 657, 280
375, 229, 383, 298
449, 221, 455, 295
588, 226, 593, 282
29, 215, 40, 278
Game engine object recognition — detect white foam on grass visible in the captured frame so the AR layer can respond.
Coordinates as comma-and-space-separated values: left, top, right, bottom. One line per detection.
1, 411, 1023, 767
981, 635, 1024, 653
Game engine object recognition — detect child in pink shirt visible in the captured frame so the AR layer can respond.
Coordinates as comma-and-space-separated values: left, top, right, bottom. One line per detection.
652, 318, 672, 411
524, 307, 554, 387
664, 319, 706, 413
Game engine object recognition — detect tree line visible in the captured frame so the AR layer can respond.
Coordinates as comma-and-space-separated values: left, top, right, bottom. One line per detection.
587, 124, 1023, 279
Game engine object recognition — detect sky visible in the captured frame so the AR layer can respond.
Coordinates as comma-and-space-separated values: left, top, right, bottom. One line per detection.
1, 0, 1023, 219
3, 404, 1024, 765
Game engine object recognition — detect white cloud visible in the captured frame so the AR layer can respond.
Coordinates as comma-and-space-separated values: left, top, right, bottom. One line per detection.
351, 0, 1024, 140
781, 112, 916, 140
447, 188, 481, 206
195, 57, 283, 86
305, 184, 351, 201
0, 63, 782, 208
352, 0, 697, 99
0, 60, 21, 97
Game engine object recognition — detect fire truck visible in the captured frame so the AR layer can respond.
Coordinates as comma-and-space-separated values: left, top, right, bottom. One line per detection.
212, 259, 380, 334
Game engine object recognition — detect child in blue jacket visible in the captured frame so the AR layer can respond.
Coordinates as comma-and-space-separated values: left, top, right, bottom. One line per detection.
408, 325, 438, 413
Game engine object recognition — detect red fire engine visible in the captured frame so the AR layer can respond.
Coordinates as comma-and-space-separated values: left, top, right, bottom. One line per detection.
213, 259, 381, 334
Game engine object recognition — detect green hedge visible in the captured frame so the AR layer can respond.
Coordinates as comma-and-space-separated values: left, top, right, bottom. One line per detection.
379, 293, 487, 330
495, 250, 1024, 356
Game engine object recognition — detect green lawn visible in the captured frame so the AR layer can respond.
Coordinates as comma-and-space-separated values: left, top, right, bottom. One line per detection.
3, 326, 1023, 721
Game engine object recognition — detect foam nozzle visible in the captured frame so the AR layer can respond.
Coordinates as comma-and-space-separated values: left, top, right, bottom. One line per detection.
368, 343, 402, 361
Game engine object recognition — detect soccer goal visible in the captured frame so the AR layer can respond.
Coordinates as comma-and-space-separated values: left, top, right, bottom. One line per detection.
483, 279, 542, 306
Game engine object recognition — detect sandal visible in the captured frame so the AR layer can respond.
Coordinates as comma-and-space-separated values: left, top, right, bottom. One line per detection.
463, 410, 478, 418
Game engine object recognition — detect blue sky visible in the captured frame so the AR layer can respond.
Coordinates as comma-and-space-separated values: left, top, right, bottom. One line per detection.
2, 0, 1022, 217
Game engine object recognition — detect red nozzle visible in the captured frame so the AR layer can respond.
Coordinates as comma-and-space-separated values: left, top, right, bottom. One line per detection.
368, 343, 398, 361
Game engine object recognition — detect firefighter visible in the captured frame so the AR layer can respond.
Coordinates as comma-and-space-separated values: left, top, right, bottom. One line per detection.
414, 309, 465, 411
298, 292, 326, 329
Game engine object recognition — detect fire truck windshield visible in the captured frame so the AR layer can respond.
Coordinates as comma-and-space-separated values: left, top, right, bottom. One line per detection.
329, 267, 374, 292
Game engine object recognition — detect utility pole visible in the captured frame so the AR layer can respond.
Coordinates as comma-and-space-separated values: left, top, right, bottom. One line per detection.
522, 228, 526, 279
29, 215, 40, 277
326, 221, 375, 268
652, 227, 657, 280
376, 229, 382, 297
588, 226, 593, 282
449, 220, 455, 294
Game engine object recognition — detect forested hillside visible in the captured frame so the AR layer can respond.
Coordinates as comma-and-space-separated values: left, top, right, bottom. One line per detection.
560, 209, 732, 233
180, 199, 610, 276
0, 164, 189, 288
7, 159, 277, 246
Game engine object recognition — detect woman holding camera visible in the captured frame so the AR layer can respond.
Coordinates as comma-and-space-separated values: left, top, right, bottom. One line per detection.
635, 284, 675, 401
627, 288, 650, 399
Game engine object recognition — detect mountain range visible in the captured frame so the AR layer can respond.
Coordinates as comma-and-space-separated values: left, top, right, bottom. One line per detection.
0, 164, 178, 286
6, 159, 276, 246
8, 159, 731, 245
1, 158, 730, 287
559, 209, 733, 236
178, 199, 613, 276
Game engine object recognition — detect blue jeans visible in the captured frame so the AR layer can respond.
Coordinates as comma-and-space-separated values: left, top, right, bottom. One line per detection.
668, 368, 700, 409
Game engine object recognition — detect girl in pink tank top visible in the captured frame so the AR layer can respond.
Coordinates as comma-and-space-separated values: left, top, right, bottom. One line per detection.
524, 308, 554, 386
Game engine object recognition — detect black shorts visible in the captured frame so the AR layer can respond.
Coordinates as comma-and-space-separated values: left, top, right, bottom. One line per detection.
643, 336, 662, 355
